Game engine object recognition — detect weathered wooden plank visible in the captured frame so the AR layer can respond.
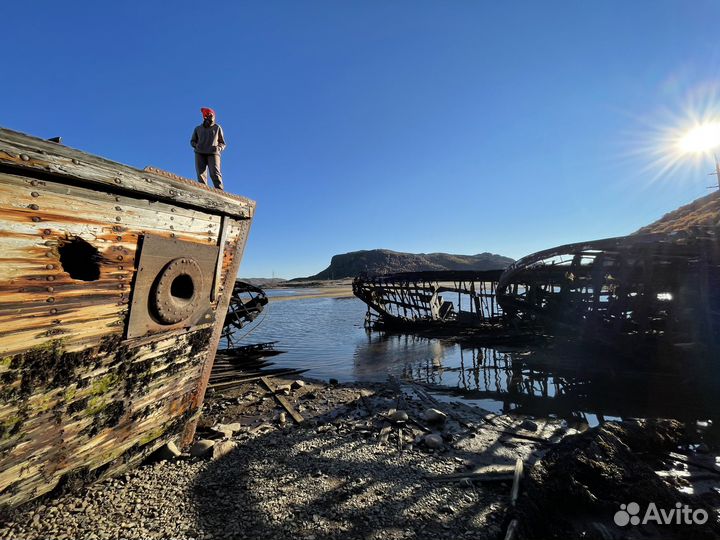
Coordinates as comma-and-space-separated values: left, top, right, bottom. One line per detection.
0, 127, 255, 220
259, 376, 305, 424
0, 171, 226, 356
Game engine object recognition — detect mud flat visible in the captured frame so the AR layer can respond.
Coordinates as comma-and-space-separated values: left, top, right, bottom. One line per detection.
1, 378, 718, 540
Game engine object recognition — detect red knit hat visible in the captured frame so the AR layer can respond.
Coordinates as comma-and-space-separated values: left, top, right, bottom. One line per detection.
201, 107, 215, 118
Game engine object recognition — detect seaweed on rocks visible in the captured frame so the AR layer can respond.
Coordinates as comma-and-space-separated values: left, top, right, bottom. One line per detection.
510, 419, 720, 539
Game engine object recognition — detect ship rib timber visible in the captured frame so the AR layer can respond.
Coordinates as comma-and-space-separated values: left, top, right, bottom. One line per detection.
0, 128, 255, 508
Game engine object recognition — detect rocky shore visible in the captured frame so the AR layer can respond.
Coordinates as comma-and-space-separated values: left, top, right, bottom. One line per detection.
1, 377, 717, 539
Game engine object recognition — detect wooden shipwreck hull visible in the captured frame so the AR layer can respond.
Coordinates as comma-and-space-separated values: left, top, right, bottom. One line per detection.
496, 230, 720, 354
0, 128, 255, 508
352, 270, 508, 332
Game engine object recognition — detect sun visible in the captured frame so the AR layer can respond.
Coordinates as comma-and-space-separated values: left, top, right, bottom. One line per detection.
677, 121, 720, 153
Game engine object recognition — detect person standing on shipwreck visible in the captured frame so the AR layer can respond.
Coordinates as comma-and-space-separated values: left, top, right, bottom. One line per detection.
191, 107, 226, 189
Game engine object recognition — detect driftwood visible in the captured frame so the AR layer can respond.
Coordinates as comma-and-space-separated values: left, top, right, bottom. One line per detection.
510, 458, 523, 505
260, 376, 304, 424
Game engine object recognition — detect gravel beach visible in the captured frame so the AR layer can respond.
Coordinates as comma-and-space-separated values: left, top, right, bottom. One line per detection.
0, 378, 561, 540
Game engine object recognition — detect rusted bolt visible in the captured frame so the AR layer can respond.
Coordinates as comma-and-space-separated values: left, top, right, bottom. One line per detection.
72, 158, 80, 165
47, 276, 55, 282
170, 233, 176, 238
46, 252, 53, 257
170, 225, 174, 230
115, 206, 122, 212
170, 207, 176, 213
112, 225, 122, 232
43, 229, 51, 235
47, 297, 55, 303
117, 255, 123, 261
169, 189, 177, 196
29, 204, 39, 210
47, 286, 54, 292
117, 284, 124, 289
50, 308, 58, 314
31, 191, 40, 198
115, 216, 121, 222
20, 154, 30, 161
116, 236, 122, 241
170, 216, 174, 220
114, 178, 122, 184
46, 264, 54, 270
118, 265, 124, 270
30, 180, 38, 187
32, 217, 41, 222
115, 196, 121, 202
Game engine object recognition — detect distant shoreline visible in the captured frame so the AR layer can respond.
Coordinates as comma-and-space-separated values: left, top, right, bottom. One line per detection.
268, 285, 354, 302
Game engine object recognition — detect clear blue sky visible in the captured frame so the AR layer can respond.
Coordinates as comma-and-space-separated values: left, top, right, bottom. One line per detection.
2, 1, 719, 278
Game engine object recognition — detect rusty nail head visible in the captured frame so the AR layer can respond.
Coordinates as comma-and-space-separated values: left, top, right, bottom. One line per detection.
32, 217, 41, 222
29, 204, 39, 210
47, 286, 54, 292
46, 264, 54, 270
43, 229, 51, 235
115, 216, 121, 222
116, 236, 122, 241
117, 255, 123, 260
20, 154, 30, 161
50, 308, 58, 314
72, 158, 80, 165
118, 265, 124, 270
114, 178, 122, 184
115, 206, 122, 211
47, 276, 55, 281
30, 180, 38, 187
31, 191, 40, 198
47, 297, 55, 303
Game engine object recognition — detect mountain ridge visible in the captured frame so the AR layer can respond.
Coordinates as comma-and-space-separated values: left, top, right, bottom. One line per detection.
293, 249, 514, 281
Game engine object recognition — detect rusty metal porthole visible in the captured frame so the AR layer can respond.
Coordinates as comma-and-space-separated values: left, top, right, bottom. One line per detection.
151, 258, 203, 324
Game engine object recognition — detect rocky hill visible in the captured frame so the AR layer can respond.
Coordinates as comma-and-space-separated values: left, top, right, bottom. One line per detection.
635, 190, 720, 234
295, 249, 514, 281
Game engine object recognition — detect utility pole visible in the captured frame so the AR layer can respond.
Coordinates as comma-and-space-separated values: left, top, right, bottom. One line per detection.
708, 154, 720, 190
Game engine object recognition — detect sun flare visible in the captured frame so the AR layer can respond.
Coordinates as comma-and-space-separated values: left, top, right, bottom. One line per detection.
678, 121, 720, 153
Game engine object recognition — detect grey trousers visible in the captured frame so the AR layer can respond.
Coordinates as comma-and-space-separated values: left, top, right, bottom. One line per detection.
195, 153, 223, 189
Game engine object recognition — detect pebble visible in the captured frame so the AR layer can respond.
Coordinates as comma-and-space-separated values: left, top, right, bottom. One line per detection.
189, 439, 216, 457
389, 410, 409, 424
423, 434, 444, 449
212, 440, 237, 460
422, 408, 448, 425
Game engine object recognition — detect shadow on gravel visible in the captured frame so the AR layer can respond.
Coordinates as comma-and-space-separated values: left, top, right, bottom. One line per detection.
190, 393, 514, 540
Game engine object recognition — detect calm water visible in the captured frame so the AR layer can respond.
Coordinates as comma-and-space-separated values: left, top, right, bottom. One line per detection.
230, 294, 719, 424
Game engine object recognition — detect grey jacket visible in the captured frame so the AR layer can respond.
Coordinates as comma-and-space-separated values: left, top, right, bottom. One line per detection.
191, 122, 226, 155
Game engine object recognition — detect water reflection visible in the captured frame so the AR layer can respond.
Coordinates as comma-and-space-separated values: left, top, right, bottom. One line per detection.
234, 295, 718, 425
